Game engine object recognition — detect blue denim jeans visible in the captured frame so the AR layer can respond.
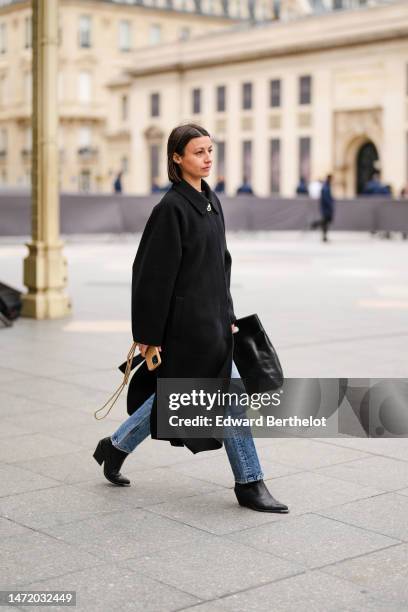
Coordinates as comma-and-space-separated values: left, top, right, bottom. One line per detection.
111, 360, 264, 484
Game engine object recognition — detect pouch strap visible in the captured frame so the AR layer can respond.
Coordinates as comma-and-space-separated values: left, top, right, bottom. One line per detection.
93, 341, 141, 420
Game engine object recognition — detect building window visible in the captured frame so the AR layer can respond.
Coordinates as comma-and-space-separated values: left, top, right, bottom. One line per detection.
192, 88, 201, 114
0, 127, 7, 154
79, 169, 91, 192
58, 72, 64, 102
0, 169, 7, 185
22, 169, 31, 187
0, 74, 7, 107
150, 143, 160, 190
242, 82, 252, 110
24, 125, 32, 152
179, 26, 190, 41
150, 92, 160, 117
270, 79, 281, 108
242, 140, 252, 183
121, 156, 128, 173
121, 94, 129, 121
149, 24, 161, 45
270, 138, 280, 194
0, 23, 7, 54
79, 15, 92, 48
216, 85, 226, 112
406, 64, 408, 96
24, 71, 32, 103
299, 137, 311, 183
216, 140, 225, 179
79, 126, 92, 148
299, 75, 312, 105
78, 71, 91, 103
119, 20, 132, 51
24, 15, 32, 49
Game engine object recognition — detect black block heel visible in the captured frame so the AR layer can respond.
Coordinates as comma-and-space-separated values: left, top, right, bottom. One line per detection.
93, 441, 104, 465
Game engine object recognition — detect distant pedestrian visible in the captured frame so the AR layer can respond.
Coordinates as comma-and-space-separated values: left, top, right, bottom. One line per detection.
362, 171, 390, 196
151, 177, 162, 193
113, 171, 123, 194
214, 175, 225, 193
296, 176, 308, 196
310, 174, 335, 242
236, 176, 254, 195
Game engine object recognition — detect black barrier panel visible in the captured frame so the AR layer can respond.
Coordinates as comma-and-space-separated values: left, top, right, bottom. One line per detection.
1, 190, 407, 235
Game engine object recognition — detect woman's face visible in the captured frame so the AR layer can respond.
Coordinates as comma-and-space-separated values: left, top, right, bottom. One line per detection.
174, 136, 213, 181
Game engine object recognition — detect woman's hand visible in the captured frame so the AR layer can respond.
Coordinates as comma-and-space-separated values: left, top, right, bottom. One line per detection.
136, 343, 162, 358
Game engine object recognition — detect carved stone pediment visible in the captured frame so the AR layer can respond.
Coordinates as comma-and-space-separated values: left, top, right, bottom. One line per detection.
144, 125, 164, 142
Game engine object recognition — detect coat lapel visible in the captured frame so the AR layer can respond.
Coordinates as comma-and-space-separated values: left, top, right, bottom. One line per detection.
172, 179, 219, 216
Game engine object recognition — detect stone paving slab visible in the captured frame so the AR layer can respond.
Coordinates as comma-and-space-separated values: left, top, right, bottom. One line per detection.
317, 437, 408, 462
178, 569, 401, 612
52, 367, 131, 394
13, 448, 122, 485
119, 536, 304, 600
0, 530, 100, 589
317, 492, 408, 540
13, 564, 200, 612
73, 466, 224, 507
0, 483, 137, 531
40, 508, 212, 563
0, 516, 33, 539
2, 402, 102, 434
254, 438, 369, 470
256, 471, 383, 515
322, 543, 408, 608
0, 463, 61, 498
0, 433, 82, 464
0, 376, 111, 414
314, 455, 408, 492
0, 391, 62, 418
144, 488, 286, 536
226, 512, 400, 569
0, 368, 29, 386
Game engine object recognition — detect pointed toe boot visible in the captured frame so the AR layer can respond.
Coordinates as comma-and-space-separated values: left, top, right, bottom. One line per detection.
234, 480, 289, 513
93, 436, 131, 486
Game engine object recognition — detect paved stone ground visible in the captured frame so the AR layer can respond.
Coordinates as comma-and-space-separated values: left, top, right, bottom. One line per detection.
0, 231, 408, 612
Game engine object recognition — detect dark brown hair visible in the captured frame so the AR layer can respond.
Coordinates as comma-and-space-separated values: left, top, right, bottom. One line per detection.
167, 123, 211, 183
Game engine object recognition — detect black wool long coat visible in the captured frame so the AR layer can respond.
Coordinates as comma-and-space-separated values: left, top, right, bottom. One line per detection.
125, 177, 237, 454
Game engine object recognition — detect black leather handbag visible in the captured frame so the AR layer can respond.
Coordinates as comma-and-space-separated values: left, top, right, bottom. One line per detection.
233, 314, 284, 395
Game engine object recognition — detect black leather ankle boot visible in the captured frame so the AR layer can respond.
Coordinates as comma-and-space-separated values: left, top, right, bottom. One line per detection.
234, 480, 289, 513
93, 437, 130, 486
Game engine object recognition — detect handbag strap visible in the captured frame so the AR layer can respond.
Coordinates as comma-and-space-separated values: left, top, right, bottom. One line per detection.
93, 341, 141, 420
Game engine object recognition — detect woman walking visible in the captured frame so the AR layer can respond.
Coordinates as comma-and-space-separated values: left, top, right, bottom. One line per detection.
93, 123, 288, 514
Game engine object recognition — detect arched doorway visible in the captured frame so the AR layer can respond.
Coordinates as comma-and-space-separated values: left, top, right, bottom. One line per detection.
356, 141, 379, 194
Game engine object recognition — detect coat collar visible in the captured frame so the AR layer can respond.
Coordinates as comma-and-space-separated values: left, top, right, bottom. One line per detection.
172, 178, 219, 216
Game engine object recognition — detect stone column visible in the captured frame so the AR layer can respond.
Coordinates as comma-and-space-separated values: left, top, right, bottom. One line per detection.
22, 0, 71, 319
